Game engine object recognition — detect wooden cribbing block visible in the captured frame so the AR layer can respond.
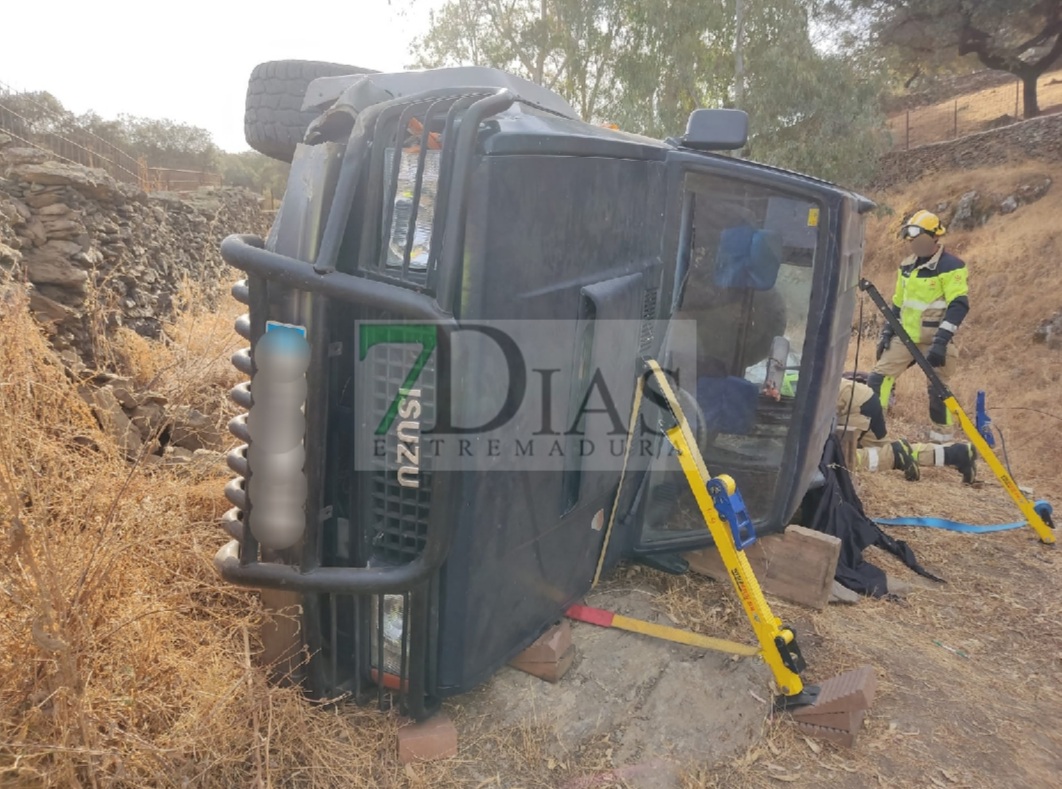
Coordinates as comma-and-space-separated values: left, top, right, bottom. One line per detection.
794, 708, 865, 731
791, 666, 877, 747
397, 712, 458, 763
508, 620, 575, 683
793, 665, 877, 719
794, 719, 860, 747
257, 588, 304, 685
683, 525, 842, 610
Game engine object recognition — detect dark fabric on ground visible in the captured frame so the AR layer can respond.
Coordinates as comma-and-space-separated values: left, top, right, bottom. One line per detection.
797, 434, 945, 597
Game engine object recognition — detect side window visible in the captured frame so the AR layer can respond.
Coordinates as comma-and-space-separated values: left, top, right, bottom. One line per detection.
675, 174, 819, 388
641, 173, 823, 538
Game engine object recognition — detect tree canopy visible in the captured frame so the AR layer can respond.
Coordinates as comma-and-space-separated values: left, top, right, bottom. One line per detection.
409, 0, 890, 186
0, 89, 223, 171
739, 2, 890, 184
219, 151, 291, 198
831, 1, 1062, 117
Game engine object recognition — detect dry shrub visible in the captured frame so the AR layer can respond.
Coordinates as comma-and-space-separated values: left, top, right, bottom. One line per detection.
110, 276, 244, 427
0, 290, 395, 788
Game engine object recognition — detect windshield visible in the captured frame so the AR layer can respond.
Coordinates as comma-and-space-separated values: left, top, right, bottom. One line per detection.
641, 171, 823, 544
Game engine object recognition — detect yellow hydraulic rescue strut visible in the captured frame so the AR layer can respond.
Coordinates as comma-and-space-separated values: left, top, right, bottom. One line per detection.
637, 358, 816, 705
860, 279, 1056, 545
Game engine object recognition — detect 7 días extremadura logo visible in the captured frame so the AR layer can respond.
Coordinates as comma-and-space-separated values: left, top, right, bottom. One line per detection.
358, 320, 698, 482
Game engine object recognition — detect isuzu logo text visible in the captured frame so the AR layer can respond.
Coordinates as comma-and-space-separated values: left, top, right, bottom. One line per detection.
396, 387, 421, 488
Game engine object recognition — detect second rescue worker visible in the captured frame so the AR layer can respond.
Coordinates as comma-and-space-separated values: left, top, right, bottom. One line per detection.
868, 209, 970, 443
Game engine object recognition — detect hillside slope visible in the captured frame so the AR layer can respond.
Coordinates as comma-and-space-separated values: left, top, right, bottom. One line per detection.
855, 161, 1062, 500
684, 163, 1062, 788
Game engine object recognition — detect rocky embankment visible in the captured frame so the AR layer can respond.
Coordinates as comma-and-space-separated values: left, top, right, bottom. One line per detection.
0, 137, 266, 363
0, 136, 270, 463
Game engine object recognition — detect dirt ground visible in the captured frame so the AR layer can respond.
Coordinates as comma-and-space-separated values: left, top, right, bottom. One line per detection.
682, 476, 1061, 789
441, 585, 770, 789
385, 465, 1059, 789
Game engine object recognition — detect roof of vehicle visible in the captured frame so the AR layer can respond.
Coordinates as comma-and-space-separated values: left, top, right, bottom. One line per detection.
304, 65, 874, 209
304, 66, 581, 119
482, 104, 670, 161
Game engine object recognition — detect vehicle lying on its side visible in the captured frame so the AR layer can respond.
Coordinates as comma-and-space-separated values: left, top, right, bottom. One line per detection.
215, 60, 874, 720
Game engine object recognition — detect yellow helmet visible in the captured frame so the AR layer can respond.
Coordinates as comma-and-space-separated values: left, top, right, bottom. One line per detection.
900, 209, 946, 239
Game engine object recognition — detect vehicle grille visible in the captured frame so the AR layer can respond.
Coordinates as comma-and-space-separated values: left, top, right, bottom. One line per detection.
364, 331, 437, 565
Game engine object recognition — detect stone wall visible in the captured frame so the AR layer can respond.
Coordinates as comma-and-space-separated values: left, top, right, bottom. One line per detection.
0, 137, 269, 366
874, 112, 1062, 190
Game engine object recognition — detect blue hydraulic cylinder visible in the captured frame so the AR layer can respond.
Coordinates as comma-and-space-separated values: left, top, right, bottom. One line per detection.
975, 390, 995, 448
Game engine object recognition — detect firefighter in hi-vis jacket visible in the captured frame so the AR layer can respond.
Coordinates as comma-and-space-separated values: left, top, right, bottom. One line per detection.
867, 209, 970, 443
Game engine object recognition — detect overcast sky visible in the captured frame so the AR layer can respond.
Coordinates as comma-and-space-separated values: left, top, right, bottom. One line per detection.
0, 0, 448, 152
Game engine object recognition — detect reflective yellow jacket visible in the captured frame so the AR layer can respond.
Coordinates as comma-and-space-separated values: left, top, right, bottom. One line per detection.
891, 246, 969, 345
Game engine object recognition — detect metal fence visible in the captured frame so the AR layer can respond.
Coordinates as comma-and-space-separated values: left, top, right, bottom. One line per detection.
0, 78, 221, 193
140, 166, 222, 192
887, 68, 1062, 150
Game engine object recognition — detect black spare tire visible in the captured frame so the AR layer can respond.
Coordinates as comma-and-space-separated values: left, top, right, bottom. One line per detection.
244, 60, 375, 162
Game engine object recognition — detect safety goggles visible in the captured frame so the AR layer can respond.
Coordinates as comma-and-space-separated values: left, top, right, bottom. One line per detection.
900, 225, 926, 239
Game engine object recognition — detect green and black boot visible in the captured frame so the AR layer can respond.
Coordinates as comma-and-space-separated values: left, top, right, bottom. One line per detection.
891, 439, 920, 481
944, 442, 977, 485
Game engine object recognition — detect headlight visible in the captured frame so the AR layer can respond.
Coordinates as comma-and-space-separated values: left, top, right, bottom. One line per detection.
383, 147, 439, 271
370, 594, 406, 689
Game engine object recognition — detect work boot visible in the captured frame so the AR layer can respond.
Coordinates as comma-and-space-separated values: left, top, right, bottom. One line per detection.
891, 439, 919, 481
944, 442, 977, 485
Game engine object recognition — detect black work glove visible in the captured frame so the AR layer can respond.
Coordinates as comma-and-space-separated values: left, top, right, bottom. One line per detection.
875, 331, 892, 361
926, 339, 948, 367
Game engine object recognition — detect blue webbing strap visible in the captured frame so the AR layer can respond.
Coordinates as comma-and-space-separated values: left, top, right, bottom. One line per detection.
874, 517, 1025, 534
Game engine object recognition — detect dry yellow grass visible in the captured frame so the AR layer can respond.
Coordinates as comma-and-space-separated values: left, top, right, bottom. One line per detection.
886, 68, 1062, 148
2, 280, 592, 789
109, 276, 246, 426
0, 287, 401, 788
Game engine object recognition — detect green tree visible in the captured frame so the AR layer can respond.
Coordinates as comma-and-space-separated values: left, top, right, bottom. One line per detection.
73, 110, 132, 150
412, 0, 625, 120
411, 0, 730, 136
832, 1, 1062, 117
219, 151, 291, 197
0, 90, 73, 138
116, 116, 222, 171
411, 0, 890, 185
606, 0, 732, 138
738, 0, 891, 185
0, 86, 225, 173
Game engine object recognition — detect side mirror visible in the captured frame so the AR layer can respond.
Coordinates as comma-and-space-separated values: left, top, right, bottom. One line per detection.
681, 109, 748, 151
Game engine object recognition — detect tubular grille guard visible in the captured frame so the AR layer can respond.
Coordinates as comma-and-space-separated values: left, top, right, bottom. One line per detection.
217, 88, 515, 721
216, 87, 517, 598
355, 91, 492, 297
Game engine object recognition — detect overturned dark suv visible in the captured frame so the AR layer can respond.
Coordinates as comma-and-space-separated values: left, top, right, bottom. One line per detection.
215, 60, 873, 720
